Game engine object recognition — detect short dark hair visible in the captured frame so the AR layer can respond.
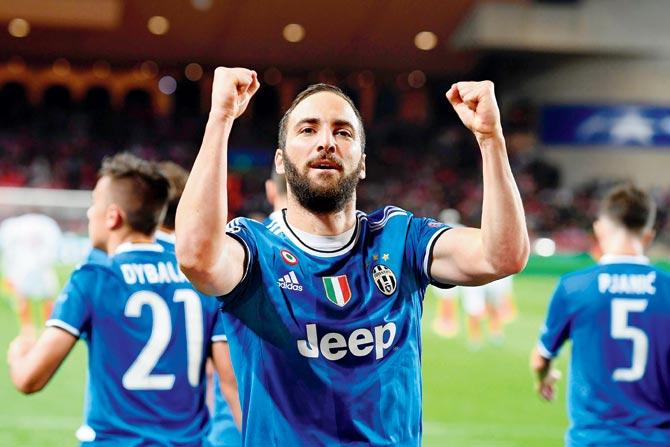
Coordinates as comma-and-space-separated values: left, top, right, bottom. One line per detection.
599, 183, 656, 233
277, 83, 365, 152
99, 153, 169, 236
158, 161, 189, 230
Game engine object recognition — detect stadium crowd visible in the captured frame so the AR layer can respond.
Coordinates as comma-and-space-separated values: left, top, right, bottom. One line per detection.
1, 78, 668, 251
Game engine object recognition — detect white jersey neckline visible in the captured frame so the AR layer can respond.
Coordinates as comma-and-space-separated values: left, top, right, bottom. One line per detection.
278, 209, 361, 258
599, 254, 649, 265
114, 242, 165, 254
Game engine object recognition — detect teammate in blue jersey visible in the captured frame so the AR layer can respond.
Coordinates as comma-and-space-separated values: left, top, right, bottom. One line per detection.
157, 160, 243, 446
264, 170, 287, 224
532, 184, 670, 447
7, 153, 232, 446
176, 68, 529, 446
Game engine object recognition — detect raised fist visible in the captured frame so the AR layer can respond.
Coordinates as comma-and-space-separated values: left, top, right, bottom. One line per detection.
211, 67, 260, 121
446, 81, 502, 142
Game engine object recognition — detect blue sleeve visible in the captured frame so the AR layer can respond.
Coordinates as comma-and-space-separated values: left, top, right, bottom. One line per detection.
538, 279, 572, 358
406, 216, 452, 290
211, 306, 228, 342
46, 266, 96, 339
218, 218, 259, 306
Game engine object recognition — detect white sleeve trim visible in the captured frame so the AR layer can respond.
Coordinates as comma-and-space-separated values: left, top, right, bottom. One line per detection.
211, 334, 228, 342
536, 340, 556, 359
46, 319, 81, 337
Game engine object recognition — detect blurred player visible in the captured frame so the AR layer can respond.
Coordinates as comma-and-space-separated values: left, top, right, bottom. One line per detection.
0, 213, 63, 336
176, 68, 528, 445
462, 276, 513, 348
155, 161, 187, 250
156, 160, 243, 446
532, 184, 670, 446
7, 153, 231, 446
264, 169, 288, 223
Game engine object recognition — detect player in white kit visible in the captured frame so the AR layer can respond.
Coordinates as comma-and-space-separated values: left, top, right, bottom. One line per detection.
0, 213, 63, 335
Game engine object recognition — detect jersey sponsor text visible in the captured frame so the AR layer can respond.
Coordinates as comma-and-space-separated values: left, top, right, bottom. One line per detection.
297, 322, 397, 360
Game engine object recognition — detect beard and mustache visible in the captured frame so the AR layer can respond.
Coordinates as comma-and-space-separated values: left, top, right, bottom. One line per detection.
283, 151, 364, 214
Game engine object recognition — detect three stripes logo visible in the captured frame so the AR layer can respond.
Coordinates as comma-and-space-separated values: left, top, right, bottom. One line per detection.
372, 264, 397, 296
277, 271, 303, 291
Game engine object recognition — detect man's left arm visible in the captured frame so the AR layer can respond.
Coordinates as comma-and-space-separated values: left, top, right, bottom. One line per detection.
430, 81, 529, 286
211, 341, 242, 429
7, 328, 77, 394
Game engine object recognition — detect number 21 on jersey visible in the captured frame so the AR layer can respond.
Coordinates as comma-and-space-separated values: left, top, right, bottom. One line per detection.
122, 289, 204, 390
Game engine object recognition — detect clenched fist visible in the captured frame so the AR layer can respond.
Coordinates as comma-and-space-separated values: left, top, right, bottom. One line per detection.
211, 67, 260, 121
447, 81, 502, 143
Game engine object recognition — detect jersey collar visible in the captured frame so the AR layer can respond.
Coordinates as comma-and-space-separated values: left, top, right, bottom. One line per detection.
155, 229, 176, 244
114, 242, 165, 254
599, 254, 649, 265
279, 209, 361, 257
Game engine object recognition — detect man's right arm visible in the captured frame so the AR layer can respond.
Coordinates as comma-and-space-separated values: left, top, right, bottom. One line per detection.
175, 67, 259, 296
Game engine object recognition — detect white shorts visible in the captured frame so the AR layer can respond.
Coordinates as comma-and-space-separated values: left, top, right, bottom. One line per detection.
6, 268, 59, 300
462, 277, 513, 316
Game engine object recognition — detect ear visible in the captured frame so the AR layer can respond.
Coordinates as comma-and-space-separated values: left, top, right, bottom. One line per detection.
274, 149, 285, 174
358, 153, 366, 180
105, 204, 124, 231
265, 179, 277, 206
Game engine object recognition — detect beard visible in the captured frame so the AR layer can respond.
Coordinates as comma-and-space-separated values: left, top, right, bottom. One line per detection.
283, 152, 363, 214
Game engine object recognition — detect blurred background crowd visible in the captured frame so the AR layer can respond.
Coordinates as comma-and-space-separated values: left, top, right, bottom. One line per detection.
2, 0, 670, 255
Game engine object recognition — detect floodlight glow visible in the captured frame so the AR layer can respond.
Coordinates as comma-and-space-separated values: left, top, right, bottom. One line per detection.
52, 58, 71, 76
414, 31, 437, 51
408, 70, 426, 88
148, 16, 170, 35
8, 18, 30, 38
534, 238, 557, 257
140, 61, 159, 78
185, 63, 203, 81
158, 76, 177, 95
283, 24, 305, 43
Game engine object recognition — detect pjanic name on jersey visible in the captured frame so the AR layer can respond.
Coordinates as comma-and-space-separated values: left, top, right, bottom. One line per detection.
120, 262, 188, 285
297, 322, 396, 361
598, 272, 656, 295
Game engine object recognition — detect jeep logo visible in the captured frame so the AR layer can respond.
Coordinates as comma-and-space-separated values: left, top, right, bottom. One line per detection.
297, 322, 397, 360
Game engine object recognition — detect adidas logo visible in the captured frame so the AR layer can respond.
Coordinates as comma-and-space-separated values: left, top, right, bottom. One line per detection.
277, 271, 303, 291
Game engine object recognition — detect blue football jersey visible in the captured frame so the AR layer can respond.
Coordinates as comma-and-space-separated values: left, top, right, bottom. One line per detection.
538, 255, 670, 447
48, 242, 226, 446
85, 247, 110, 265
155, 230, 242, 446
155, 229, 176, 253
220, 206, 451, 446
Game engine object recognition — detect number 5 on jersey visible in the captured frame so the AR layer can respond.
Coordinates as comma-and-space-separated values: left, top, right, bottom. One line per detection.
611, 298, 649, 382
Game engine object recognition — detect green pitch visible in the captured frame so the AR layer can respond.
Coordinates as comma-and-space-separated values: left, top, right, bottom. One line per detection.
0, 274, 568, 446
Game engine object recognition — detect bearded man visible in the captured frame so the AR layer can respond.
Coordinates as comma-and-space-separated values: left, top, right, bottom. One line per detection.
176, 68, 529, 447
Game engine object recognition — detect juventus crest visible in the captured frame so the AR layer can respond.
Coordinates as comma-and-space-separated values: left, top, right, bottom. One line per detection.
372, 264, 397, 296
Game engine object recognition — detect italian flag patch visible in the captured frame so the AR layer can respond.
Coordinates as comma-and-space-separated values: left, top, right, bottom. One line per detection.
322, 275, 352, 307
